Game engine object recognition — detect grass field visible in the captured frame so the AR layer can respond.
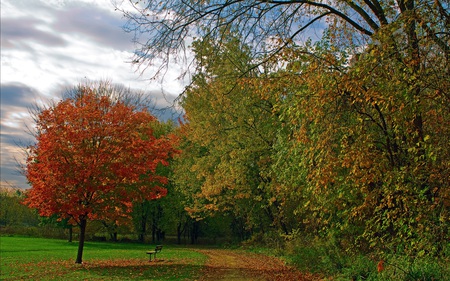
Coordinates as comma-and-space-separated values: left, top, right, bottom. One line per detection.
0, 236, 208, 280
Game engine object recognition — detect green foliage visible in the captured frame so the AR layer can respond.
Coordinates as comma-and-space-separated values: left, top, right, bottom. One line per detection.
278, 234, 448, 280
263, 23, 449, 258
368, 254, 449, 281
339, 255, 374, 281
174, 33, 289, 235
282, 231, 349, 275
172, 12, 449, 263
0, 189, 39, 227
200, 214, 233, 242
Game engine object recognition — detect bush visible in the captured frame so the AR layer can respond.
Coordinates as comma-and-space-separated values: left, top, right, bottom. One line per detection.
276, 230, 449, 280
284, 232, 346, 274
243, 231, 285, 254
338, 255, 376, 280
375, 255, 448, 281
0, 225, 67, 239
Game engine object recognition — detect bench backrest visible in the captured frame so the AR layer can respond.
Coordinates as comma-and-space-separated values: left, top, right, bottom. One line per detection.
155, 245, 163, 252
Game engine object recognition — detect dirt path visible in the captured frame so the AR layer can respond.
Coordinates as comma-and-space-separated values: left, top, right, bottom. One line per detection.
195, 249, 319, 281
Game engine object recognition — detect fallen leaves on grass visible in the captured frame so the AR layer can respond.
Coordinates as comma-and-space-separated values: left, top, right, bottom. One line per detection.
4, 249, 320, 280
5, 258, 199, 280
196, 249, 320, 281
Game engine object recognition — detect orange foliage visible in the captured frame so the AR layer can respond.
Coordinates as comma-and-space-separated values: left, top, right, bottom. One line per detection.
377, 260, 384, 272
23, 87, 177, 226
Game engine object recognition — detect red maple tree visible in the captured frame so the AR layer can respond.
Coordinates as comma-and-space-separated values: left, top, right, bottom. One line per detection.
23, 85, 177, 263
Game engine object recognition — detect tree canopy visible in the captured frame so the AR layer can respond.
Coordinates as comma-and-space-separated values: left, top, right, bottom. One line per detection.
160, 0, 449, 258
23, 83, 177, 263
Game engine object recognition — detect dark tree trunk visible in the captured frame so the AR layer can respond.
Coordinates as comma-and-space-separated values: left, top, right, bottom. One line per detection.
152, 223, 156, 243
75, 218, 87, 264
190, 221, 199, 245
156, 229, 162, 241
138, 216, 147, 243
68, 225, 73, 243
177, 222, 182, 244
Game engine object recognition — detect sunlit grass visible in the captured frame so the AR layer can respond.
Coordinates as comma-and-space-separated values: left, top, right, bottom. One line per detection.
1, 236, 207, 280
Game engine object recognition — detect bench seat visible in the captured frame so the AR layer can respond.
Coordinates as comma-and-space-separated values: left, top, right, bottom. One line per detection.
147, 245, 163, 261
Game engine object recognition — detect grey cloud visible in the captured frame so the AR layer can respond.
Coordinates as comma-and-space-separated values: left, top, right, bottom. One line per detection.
52, 5, 134, 51
1, 129, 31, 145
0, 141, 29, 188
0, 82, 41, 107
0, 83, 37, 149
1, 17, 67, 49
0, 165, 28, 189
0, 83, 37, 144
2, 1, 134, 51
1, 83, 37, 189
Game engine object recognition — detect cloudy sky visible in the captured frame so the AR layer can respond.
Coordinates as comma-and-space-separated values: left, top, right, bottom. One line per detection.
1, 0, 186, 189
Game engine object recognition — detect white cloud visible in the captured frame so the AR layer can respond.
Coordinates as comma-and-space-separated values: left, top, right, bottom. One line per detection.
1, 0, 187, 189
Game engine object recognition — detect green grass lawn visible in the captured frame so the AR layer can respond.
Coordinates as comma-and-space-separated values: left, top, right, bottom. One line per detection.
0, 236, 208, 280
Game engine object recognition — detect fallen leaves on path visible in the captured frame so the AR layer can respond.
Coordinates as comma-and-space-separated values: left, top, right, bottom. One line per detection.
195, 249, 320, 281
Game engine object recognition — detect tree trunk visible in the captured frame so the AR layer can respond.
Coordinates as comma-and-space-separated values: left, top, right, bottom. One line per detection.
75, 218, 87, 264
151, 222, 156, 243
138, 216, 147, 243
191, 221, 199, 245
177, 222, 182, 244
68, 225, 73, 243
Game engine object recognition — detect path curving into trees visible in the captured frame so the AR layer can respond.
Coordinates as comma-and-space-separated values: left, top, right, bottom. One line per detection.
195, 249, 319, 281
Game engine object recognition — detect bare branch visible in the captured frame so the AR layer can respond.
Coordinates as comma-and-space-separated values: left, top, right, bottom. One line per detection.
114, 0, 382, 79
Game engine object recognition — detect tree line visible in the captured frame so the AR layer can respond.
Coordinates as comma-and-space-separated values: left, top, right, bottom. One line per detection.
157, 0, 448, 260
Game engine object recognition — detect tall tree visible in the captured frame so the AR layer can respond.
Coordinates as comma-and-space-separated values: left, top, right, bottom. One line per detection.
173, 34, 291, 235
266, 32, 449, 255
23, 83, 177, 263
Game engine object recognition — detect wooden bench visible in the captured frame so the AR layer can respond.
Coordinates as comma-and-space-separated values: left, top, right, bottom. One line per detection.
146, 245, 163, 261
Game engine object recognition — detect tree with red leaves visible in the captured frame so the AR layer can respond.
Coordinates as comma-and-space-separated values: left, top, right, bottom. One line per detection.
23, 83, 177, 264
